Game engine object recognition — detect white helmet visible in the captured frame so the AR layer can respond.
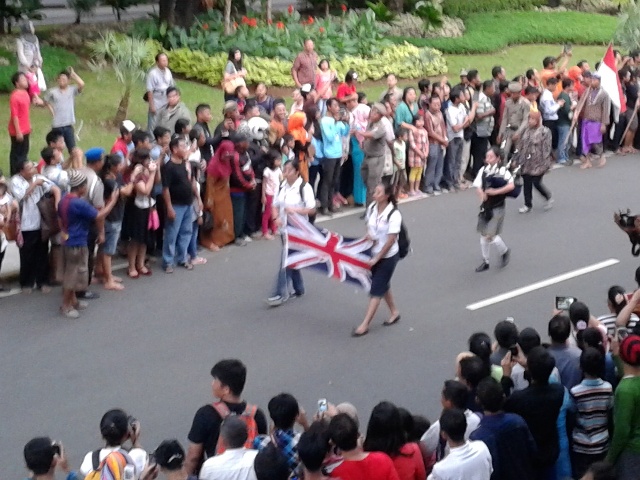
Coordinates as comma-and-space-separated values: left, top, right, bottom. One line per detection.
246, 117, 270, 141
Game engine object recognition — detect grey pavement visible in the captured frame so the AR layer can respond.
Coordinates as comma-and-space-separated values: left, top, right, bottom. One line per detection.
2, 156, 640, 478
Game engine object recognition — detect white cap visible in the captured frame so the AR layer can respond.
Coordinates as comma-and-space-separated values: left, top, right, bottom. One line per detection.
122, 120, 136, 133
301, 83, 312, 93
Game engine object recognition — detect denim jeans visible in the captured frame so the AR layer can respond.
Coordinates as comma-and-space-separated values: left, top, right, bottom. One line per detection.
443, 137, 463, 188
188, 219, 199, 260
272, 234, 304, 299
52, 125, 76, 152
424, 144, 444, 192
162, 204, 193, 268
557, 124, 570, 163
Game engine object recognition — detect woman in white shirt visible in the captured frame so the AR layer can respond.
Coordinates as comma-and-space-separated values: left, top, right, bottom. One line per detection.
352, 182, 402, 337
80, 409, 147, 478
265, 159, 316, 307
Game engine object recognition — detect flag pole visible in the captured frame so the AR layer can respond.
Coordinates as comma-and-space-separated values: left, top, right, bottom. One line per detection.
619, 99, 639, 146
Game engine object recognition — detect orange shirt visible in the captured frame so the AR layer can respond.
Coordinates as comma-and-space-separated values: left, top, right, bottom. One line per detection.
8, 89, 31, 136
540, 69, 563, 98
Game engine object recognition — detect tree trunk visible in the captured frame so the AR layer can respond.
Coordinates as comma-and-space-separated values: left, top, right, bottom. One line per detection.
115, 88, 130, 125
0, 0, 6, 35
325, 2, 329, 16
390, 0, 403, 13
174, 0, 198, 28
74, 12, 81, 24
266, 0, 272, 22
158, 0, 176, 26
116, 8, 121, 21
224, 0, 232, 35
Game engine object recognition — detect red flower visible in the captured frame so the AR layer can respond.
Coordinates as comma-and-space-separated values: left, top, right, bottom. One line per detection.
241, 15, 249, 24
202, 23, 209, 30
288, 4, 294, 14
340, 3, 347, 12
319, 26, 325, 33
307, 15, 314, 24
233, 21, 238, 28
267, 18, 273, 25
276, 21, 285, 29
249, 18, 258, 27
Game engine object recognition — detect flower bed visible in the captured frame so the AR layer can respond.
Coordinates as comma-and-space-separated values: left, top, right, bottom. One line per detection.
149, 42, 447, 88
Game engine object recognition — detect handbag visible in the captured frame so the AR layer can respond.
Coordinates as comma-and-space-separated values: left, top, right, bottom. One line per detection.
222, 64, 246, 94
2, 211, 18, 242
37, 192, 60, 241
202, 211, 214, 232
148, 208, 160, 231
36, 67, 47, 92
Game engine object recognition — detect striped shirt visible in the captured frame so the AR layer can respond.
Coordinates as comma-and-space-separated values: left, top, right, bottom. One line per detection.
570, 378, 614, 455
598, 313, 639, 337
408, 127, 429, 168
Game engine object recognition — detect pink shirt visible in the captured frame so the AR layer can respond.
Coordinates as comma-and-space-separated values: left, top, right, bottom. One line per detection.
316, 71, 334, 100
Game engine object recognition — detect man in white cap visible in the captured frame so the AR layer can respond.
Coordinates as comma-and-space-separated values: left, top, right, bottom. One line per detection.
497, 82, 531, 159
110, 120, 136, 160
58, 170, 119, 318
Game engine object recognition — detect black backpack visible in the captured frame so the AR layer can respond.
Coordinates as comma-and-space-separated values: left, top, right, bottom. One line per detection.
367, 203, 410, 259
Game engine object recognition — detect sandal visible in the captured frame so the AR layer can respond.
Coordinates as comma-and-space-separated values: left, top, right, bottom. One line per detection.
127, 270, 139, 279
191, 257, 207, 265
383, 314, 401, 326
180, 262, 194, 270
139, 267, 152, 276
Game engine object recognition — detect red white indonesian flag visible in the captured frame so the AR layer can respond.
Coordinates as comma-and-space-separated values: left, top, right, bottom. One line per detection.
597, 44, 626, 115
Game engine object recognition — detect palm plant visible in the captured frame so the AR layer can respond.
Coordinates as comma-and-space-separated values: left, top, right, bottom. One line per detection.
90, 33, 151, 125
616, 1, 640, 54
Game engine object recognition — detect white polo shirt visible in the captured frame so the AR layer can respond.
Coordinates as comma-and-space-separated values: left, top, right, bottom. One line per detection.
199, 448, 258, 480
366, 202, 401, 258
9, 174, 51, 232
275, 176, 315, 221
427, 440, 493, 480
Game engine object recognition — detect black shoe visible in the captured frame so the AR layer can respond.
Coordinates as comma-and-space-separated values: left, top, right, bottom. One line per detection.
359, 213, 366, 220
77, 290, 100, 300
501, 249, 510, 268
475, 262, 490, 273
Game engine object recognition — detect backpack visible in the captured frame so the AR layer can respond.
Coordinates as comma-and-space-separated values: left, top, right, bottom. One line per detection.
212, 402, 259, 455
368, 203, 410, 259
85, 449, 134, 480
298, 180, 316, 225
388, 208, 411, 259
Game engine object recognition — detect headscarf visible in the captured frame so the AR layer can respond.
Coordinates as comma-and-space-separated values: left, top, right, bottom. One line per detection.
207, 140, 235, 179
288, 111, 308, 145
20, 21, 37, 44
567, 66, 585, 96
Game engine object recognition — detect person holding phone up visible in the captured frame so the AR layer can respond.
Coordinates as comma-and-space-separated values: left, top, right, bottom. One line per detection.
23, 437, 83, 480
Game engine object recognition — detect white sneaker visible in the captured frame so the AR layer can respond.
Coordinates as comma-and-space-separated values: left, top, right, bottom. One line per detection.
61, 308, 80, 319
519, 206, 532, 214
243, 235, 253, 243
544, 199, 554, 211
265, 295, 285, 307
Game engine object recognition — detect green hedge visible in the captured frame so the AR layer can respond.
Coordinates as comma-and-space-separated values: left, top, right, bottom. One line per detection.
441, 0, 544, 18
0, 45, 78, 93
157, 42, 447, 88
393, 11, 617, 54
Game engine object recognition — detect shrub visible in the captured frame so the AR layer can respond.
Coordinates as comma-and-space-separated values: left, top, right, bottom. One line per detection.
441, 0, 544, 17
136, 8, 393, 62
0, 45, 78, 92
152, 42, 446, 88
394, 11, 617, 54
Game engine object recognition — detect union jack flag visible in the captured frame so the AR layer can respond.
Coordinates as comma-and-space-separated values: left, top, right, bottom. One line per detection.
283, 213, 374, 290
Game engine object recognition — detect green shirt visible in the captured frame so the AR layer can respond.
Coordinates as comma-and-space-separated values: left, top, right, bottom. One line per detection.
608, 376, 640, 464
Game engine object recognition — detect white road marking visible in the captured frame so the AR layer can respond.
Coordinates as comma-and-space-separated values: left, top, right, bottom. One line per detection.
465, 258, 620, 311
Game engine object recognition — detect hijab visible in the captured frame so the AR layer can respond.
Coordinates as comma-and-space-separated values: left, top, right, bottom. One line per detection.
207, 140, 235, 179
288, 111, 308, 145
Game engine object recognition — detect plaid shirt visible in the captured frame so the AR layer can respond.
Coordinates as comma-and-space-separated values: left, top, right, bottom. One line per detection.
254, 429, 301, 479
408, 127, 429, 168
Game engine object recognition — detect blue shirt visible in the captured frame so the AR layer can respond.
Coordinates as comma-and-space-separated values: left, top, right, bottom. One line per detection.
59, 194, 97, 247
320, 116, 349, 159
470, 412, 537, 480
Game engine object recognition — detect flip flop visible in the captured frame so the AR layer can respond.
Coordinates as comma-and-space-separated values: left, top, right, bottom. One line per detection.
127, 270, 139, 279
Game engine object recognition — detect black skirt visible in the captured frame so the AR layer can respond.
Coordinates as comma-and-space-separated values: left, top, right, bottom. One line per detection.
122, 200, 150, 245
370, 253, 399, 297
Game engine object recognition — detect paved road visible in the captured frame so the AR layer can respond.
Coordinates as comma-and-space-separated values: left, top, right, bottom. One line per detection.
2, 157, 639, 477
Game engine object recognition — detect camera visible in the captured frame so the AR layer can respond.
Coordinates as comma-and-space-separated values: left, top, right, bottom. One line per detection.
509, 345, 519, 357
51, 441, 62, 457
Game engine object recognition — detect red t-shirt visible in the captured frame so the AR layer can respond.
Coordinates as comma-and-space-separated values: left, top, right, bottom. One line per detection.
8, 89, 31, 136
111, 138, 129, 159
337, 82, 357, 100
330, 452, 400, 480
391, 443, 426, 480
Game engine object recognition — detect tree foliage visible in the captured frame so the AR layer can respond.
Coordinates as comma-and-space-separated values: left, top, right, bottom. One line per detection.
616, 1, 640, 53
0, 0, 43, 34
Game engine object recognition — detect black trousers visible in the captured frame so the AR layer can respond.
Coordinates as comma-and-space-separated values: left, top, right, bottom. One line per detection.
522, 174, 551, 208
470, 134, 489, 177
320, 157, 341, 210
10, 134, 30, 176
243, 188, 260, 236
19, 229, 48, 288
77, 228, 97, 293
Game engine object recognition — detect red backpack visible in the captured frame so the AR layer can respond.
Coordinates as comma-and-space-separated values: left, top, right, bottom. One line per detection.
212, 401, 258, 454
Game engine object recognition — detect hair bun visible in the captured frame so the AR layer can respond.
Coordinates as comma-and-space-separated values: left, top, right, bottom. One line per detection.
615, 293, 625, 305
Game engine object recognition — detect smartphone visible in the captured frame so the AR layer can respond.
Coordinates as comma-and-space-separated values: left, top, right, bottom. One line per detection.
556, 296, 576, 311
317, 398, 328, 414
509, 345, 519, 357
148, 453, 157, 468
51, 442, 62, 457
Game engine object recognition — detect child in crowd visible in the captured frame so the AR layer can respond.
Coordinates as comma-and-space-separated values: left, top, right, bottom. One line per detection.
315, 59, 337, 116
408, 115, 429, 196
234, 85, 250, 117
25, 64, 42, 103
280, 134, 296, 164
261, 150, 283, 240
0, 172, 17, 291
290, 89, 303, 115
393, 128, 409, 199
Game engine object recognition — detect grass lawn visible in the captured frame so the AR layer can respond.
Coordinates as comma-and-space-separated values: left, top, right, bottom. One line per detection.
0, 43, 609, 175
394, 11, 617, 54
